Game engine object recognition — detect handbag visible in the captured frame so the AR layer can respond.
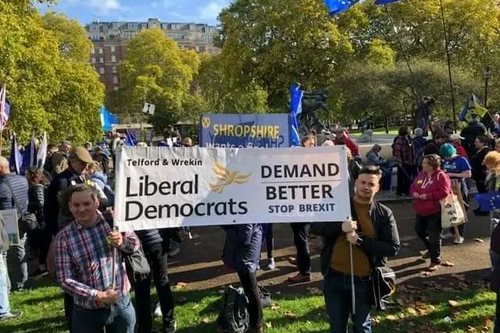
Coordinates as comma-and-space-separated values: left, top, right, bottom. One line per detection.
371, 266, 396, 311
440, 193, 466, 229
4, 179, 38, 234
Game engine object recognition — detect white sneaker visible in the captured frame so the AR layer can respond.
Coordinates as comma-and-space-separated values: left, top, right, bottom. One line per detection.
442, 232, 454, 239
454, 236, 465, 244
154, 302, 162, 317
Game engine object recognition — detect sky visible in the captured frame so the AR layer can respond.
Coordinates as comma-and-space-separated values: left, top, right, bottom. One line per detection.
41, 0, 232, 25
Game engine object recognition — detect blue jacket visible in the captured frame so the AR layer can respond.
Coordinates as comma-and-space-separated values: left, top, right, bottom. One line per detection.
222, 224, 262, 274
0, 174, 29, 214
91, 172, 107, 190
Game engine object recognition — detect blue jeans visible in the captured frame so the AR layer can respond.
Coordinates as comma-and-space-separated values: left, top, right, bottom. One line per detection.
7, 233, 27, 290
0, 252, 10, 316
72, 294, 136, 333
323, 270, 372, 333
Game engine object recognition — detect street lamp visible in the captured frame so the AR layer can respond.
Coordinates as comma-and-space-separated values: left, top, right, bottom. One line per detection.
484, 66, 492, 108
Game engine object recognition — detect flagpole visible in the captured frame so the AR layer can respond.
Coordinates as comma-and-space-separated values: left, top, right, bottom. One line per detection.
439, 0, 457, 130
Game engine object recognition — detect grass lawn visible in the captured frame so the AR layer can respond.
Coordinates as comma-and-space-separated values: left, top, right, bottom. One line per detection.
0, 279, 496, 333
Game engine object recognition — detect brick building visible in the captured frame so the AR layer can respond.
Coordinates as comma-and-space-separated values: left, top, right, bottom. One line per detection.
85, 18, 220, 91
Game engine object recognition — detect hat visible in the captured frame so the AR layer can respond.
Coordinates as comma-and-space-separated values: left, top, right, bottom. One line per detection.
449, 134, 464, 141
70, 147, 93, 164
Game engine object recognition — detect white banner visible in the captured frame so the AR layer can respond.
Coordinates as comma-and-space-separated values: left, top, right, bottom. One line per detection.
115, 146, 351, 231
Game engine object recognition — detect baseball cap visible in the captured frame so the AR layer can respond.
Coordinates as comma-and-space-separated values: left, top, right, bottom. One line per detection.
449, 134, 464, 141
70, 147, 94, 164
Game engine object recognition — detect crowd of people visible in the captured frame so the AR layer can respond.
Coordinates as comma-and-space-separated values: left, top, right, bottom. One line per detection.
2, 119, 500, 333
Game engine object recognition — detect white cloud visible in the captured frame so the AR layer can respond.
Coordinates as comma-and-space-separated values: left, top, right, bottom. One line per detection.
199, 1, 229, 21
89, 0, 123, 14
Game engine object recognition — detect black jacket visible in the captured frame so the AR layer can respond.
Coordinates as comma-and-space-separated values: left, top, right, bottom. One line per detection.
311, 200, 400, 276
28, 184, 46, 225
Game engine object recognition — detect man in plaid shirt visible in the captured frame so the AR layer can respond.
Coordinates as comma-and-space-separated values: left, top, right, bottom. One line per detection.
55, 184, 139, 333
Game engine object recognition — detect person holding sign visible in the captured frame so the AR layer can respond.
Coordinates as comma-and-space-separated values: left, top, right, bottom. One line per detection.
312, 166, 400, 333
54, 185, 139, 333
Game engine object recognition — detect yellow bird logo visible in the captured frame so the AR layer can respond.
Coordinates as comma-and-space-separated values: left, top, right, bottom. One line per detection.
209, 160, 251, 193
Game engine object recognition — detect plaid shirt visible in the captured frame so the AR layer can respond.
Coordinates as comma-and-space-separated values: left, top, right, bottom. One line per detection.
55, 212, 139, 309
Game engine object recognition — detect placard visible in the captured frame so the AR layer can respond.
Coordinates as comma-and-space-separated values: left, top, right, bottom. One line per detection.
115, 146, 351, 231
0, 209, 19, 245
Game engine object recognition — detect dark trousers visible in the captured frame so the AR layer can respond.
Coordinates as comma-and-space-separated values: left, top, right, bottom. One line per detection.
415, 213, 442, 264
38, 228, 52, 266
475, 176, 488, 194
135, 242, 175, 333
264, 224, 274, 259
238, 271, 262, 328
323, 270, 372, 333
65, 292, 74, 333
396, 164, 413, 196
290, 223, 311, 275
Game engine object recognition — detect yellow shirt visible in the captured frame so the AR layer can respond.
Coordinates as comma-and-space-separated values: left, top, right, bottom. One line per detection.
330, 200, 375, 277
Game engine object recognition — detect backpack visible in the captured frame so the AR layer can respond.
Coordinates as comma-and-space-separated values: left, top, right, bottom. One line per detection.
217, 286, 249, 333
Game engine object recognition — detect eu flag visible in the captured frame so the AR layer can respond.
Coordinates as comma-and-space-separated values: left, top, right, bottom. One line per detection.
476, 192, 500, 212
9, 134, 22, 175
375, 0, 406, 5
125, 130, 137, 147
323, 0, 361, 15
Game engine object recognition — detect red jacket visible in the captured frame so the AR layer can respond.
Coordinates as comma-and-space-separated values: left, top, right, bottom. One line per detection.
452, 142, 469, 160
335, 135, 359, 157
410, 169, 451, 216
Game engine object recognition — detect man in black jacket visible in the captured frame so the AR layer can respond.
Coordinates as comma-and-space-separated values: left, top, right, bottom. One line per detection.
312, 166, 400, 333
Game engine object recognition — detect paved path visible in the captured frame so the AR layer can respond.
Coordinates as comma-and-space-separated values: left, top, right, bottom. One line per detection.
167, 200, 492, 294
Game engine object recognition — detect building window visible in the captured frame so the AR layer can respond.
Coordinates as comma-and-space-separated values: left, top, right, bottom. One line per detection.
112, 66, 118, 73
91, 57, 96, 63
98, 48, 103, 54
99, 57, 104, 63
204, 36, 212, 43
111, 55, 116, 63
110, 46, 115, 53
99, 67, 105, 74
195, 45, 200, 52
113, 75, 119, 84
91, 48, 95, 54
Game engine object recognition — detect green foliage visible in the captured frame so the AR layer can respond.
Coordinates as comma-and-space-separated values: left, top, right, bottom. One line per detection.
332, 59, 482, 124
114, 29, 200, 132
0, 2, 104, 144
218, 0, 353, 109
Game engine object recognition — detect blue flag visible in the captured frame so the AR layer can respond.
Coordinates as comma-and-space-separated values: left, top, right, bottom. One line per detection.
375, 0, 406, 5
125, 130, 137, 147
323, 0, 360, 15
21, 135, 37, 175
9, 134, 22, 175
100, 106, 119, 131
476, 192, 500, 212
290, 84, 303, 147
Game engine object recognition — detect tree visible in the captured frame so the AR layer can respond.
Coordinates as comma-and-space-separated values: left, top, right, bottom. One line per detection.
116, 29, 200, 132
192, 54, 268, 114
0, 2, 104, 143
331, 59, 482, 126
217, 0, 353, 110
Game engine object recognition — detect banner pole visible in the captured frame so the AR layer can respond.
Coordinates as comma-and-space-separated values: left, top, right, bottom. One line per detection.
350, 242, 356, 315
439, 0, 457, 130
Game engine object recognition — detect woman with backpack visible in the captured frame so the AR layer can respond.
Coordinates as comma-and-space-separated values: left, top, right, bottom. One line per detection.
25, 167, 50, 279
221, 224, 263, 333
